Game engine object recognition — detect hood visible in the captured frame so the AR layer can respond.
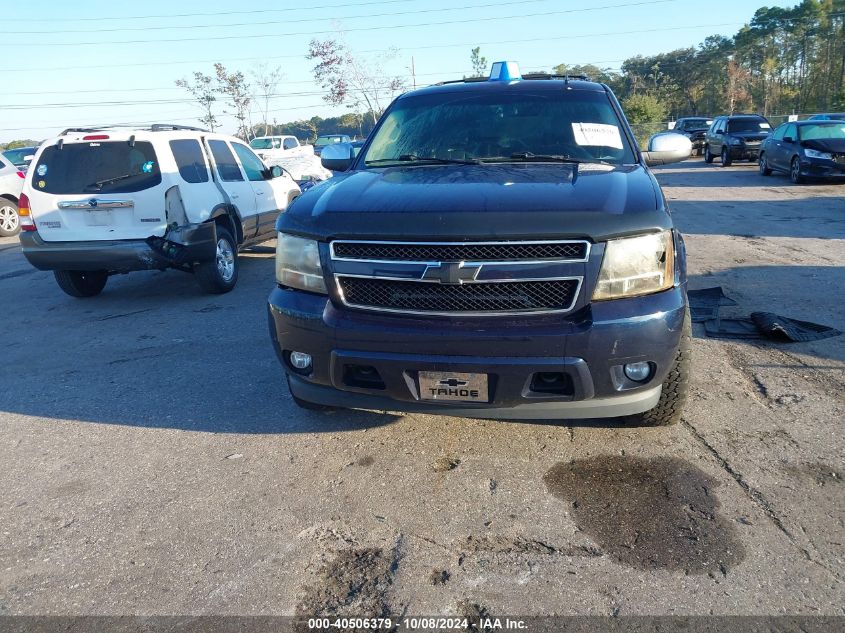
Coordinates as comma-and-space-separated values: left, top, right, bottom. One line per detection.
802, 138, 845, 153
279, 163, 670, 242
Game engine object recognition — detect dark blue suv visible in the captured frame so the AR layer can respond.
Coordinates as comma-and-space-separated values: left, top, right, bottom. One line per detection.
268, 63, 692, 425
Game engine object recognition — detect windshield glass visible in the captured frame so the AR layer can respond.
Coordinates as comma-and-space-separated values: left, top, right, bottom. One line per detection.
32, 141, 161, 194
315, 136, 343, 147
799, 123, 845, 140
728, 119, 770, 133
3, 148, 35, 166
361, 89, 636, 166
249, 138, 276, 150
682, 119, 712, 129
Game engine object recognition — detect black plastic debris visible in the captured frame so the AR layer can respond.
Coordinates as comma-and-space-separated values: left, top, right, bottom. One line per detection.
750, 312, 843, 342
688, 287, 738, 323
704, 318, 766, 340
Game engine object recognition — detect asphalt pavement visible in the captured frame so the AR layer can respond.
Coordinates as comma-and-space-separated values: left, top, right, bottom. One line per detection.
0, 159, 843, 618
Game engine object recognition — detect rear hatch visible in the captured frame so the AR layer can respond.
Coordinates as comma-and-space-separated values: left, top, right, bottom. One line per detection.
27, 136, 168, 242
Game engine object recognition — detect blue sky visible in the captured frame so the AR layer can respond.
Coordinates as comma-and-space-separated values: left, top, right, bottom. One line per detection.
2, 0, 793, 142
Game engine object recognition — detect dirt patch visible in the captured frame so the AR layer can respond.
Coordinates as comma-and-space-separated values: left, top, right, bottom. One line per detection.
429, 568, 450, 585
784, 461, 842, 487
433, 456, 461, 472
356, 455, 375, 467
543, 455, 745, 575
458, 534, 601, 561
456, 600, 491, 632
295, 547, 398, 626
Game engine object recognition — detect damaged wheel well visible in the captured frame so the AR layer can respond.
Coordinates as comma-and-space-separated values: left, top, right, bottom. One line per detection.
210, 206, 242, 245
0, 194, 19, 206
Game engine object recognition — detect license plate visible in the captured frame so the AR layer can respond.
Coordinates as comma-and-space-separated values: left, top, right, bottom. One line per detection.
84, 210, 112, 226
419, 371, 489, 403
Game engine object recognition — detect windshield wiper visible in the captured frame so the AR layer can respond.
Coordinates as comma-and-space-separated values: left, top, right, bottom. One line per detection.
488, 152, 613, 165
84, 172, 140, 190
366, 154, 480, 166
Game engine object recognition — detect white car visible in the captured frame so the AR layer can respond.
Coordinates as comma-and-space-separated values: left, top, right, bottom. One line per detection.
248, 135, 312, 163
0, 153, 25, 237
19, 124, 301, 297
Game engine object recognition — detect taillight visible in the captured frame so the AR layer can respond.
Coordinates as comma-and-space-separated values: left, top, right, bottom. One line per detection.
16, 171, 25, 179
18, 192, 36, 232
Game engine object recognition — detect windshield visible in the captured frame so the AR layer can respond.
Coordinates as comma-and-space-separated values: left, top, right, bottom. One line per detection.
249, 138, 277, 150
32, 141, 161, 194
728, 119, 770, 133
3, 148, 35, 166
681, 119, 712, 130
315, 136, 343, 147
799, 123, 845, 140
361, 89, 636, 166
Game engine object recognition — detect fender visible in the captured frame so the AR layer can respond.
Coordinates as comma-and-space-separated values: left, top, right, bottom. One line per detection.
210, 204, 244, 244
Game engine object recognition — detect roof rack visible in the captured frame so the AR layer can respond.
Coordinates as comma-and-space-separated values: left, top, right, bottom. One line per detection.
59, 123, 208, 136
521, 72, 591, 81
436, 76, 488, 86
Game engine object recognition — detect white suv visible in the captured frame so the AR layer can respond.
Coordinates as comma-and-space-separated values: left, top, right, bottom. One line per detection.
19, 125, 301, 297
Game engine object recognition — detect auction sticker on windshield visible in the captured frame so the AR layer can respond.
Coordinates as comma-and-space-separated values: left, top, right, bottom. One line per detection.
572, 122, 623, 149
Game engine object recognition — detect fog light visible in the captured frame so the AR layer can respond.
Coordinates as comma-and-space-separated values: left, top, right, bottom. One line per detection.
623, 362, 652, 382
289, 351, 312, 370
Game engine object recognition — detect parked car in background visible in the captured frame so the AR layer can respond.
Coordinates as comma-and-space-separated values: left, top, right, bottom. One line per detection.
313, 134, 353, 156
3, 146, 38, 174
671, 117, 713, 155
248, 135, 312, 162
19, 124, 301, 297
759, 120, 845, 184
0, 153, 25, 237
807, 113, 845, 121
704, 114, 772, 166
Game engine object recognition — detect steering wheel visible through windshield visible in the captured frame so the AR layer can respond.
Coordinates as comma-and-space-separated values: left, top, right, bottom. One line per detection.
361, 89, 636, 167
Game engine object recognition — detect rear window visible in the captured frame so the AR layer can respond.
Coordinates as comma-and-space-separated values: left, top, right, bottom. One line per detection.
32, 141, 161, 194
169, 139, 209, 183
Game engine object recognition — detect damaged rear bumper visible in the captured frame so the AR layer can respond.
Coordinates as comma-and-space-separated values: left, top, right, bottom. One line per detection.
20, 222, 217, 273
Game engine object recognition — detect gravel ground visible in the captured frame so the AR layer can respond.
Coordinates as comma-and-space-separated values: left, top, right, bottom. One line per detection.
0, 158, 842, 617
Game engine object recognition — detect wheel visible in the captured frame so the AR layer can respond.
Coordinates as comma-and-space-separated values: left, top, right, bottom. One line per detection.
790, 157, 804, 184
194, 226, 238, 293
695, 147, 703, 157
0, 199, 20, 237
759, 153, 772, 176
720, 147, 732, 167
54, 270, 108, 298
703, 145, 714, 163
286, 375, 338, 411
626, 308, 691, 427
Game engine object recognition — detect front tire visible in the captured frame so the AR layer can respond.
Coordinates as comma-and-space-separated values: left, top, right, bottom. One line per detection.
759, 153, 772, 176
790, 157, 804, 184
703, 145, 714, 163
194, 226, 238, 294
54, 270, 108, 298
0, 200, 20, 237
720, 147, 733, 167
626, 309, 691, 427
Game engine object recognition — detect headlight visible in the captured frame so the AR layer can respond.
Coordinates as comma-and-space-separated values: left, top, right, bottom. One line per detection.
804, 148, 833, 160
592, 231, 675, 301
729, 137, 743, 145
275, 233, 327, 294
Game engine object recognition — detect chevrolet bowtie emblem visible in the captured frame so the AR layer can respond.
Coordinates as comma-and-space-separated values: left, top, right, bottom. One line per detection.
421, 262, 482, 284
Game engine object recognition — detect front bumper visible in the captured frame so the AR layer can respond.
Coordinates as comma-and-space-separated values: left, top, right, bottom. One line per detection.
20, 222, 217, 273
800, 160, 845, 179
267, 285, 687, 420
728, 145, 761, 160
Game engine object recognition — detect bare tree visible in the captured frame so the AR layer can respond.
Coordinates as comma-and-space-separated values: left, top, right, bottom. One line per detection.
306, 37, 404, 125
175, 72, 218, 131
251, 63, 284, 137
214, 63, 252, 140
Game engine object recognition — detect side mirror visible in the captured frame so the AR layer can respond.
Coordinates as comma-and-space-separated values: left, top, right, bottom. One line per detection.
321, 142, 355, 172
783, 136, 794, 144
24, 155, 35, 162
269, 165, 283, 178
642, 132, 692, 167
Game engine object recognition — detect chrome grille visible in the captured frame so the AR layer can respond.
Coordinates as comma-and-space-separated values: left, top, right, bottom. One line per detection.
331, 240, 589, 262
337, 277, 580, 314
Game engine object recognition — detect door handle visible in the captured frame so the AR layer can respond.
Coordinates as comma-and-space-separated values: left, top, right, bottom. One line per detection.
255, 190, 265, 195
231, 194, 239, 199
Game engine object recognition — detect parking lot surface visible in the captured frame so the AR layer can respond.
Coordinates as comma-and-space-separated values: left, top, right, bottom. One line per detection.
1, 159, 843, 616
